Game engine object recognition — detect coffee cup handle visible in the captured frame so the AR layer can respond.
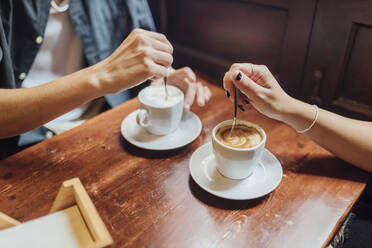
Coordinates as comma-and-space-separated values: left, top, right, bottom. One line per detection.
136, 109, 151, 128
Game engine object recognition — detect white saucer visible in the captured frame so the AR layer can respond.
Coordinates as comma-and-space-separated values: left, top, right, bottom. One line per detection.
189, 142, 283, 200
121, 110, 202, 150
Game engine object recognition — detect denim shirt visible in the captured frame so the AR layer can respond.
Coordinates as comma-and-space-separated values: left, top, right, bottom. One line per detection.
0, 0, 155, 158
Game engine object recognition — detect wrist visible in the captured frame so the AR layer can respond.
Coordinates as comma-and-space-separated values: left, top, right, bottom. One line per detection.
278, 98, 317, 132
274, 95, 299, 123
86, 59, 114, 96
276, 96, 303, 124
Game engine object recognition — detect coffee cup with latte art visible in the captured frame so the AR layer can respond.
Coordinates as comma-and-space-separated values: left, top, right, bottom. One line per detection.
136, 85, 184, 135
212, 120, 266, 179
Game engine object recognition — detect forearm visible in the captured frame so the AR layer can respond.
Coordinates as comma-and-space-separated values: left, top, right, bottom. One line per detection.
0, 29, 174, 139
0, 65, 102, 138
282, 99, 372, 172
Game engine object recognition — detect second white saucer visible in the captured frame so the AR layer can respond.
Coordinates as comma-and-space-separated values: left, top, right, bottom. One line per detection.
121, 109, 202, 150
189, 142, 283, 200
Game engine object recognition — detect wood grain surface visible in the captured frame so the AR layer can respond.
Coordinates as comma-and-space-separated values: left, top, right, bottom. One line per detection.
0, 79, 369, 248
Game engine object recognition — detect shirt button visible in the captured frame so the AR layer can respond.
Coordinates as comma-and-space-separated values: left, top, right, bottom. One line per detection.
19, 72, 26, 80
35, 36, 43, 44
46, 131, 53, 139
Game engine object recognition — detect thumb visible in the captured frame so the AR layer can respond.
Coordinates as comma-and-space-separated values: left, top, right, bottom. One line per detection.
230, 70, 266, 98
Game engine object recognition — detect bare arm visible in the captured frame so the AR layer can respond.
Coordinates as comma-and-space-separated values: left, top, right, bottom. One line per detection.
0, 29, 173, 139
223, 63, 372, 173
0, 66, 99, 138
282, 98, 372, 173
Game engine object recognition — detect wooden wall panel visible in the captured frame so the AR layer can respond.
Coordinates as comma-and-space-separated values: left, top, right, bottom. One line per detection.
149, 0, 316, 98
339, 24, 372, 106
302, 0, 372, 120
167, 0, 288, 75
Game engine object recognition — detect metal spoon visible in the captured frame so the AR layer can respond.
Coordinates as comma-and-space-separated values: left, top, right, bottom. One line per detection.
230, 86, 237, 135
164, 76, 169, 101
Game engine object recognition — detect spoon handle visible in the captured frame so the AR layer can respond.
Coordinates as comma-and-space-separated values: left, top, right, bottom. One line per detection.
231, 86, 237, 132
164, 76, 169, 100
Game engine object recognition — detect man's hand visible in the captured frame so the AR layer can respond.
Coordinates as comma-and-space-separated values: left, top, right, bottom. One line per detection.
167, 67, 211, 110
0, 29, 175, 139
94, 29, 174, 95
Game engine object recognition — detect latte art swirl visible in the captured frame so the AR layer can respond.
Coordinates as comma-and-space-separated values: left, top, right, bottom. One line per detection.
216, 124, 262, 148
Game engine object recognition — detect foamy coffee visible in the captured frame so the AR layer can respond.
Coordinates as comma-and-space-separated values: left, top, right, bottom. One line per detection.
140, 85, 183, 108
216, 124, 262, 149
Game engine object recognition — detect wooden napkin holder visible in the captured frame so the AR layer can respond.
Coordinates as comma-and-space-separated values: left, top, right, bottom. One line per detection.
0, 178, 113, 248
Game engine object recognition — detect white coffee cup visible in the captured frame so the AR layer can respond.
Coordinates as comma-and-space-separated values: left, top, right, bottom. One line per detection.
136, 85, 184, 135
212, 120, 266, 180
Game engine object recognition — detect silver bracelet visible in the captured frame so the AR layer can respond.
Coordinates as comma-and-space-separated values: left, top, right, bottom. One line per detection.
296, 104, 319, 133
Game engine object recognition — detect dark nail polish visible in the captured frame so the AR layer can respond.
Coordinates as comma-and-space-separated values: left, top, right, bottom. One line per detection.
244, 99, 250, 105
236, 72, 242, 81
225, 90, 230, 98
238, 104, 245, 111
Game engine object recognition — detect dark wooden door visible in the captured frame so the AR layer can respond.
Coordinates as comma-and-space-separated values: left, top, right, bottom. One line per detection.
149, 0, 316, 97
302, 0, 372, 120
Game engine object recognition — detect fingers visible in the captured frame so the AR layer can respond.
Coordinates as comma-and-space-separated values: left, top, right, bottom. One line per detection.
230, 70, 267, 101
185, 82, 211, 109
222, 64, 291, 120
196, 82, 205, 107
224, 62, 270, 98
149, 38, 173, 54
235, 91, 248, 112
223, 83, 246, 112
223, 72, 235, 102
250, 65, 272, 88
204, 86, 212, 102
168, 67, 196, 87
184, 82, 197, 110
105, 28, 175, 93
223, 75, 247, 112
230, 63, 254, 77
130, 28, 174, 69
146, 60, 168, 78
148, 49, 173, 67
230, 63, 273, 88
133, 29, 173, 53
181, 67, 196, 82
240, 91, 250, 105
166, 67, 211, 109
223, 66, 269, 112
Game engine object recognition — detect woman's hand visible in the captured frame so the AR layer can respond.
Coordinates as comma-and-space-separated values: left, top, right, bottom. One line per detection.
94, 29, 174, 94
223, 63, 294, 121
167, 67, 211, 110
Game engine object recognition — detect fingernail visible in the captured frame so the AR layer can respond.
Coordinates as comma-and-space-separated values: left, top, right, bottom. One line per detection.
184, 104, 190, 110
238, 104, 245, 112
236, 72, 242, 81
244, 99, 250, 105
225, 90, 230, 98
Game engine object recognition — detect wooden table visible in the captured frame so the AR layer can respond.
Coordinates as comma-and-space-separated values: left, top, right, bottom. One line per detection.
0, 79, 369, 248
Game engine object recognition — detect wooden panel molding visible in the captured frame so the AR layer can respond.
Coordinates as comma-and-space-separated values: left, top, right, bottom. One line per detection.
302, 0, 372, 120
168, 0, 288, 69
336, 23, 372, 106
149, 0, 316, 98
